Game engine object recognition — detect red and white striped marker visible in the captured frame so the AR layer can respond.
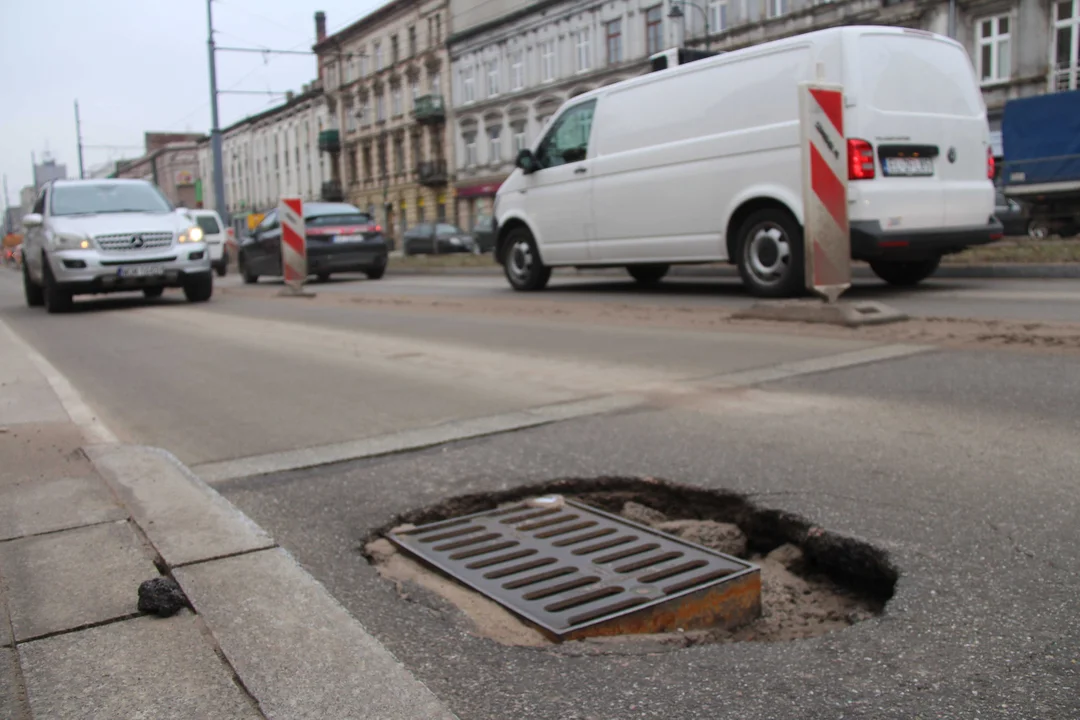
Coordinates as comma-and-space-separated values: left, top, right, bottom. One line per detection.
798, 82, 851, 302
278, 197, 307, 293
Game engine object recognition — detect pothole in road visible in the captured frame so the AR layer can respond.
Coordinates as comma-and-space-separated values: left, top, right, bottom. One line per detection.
363, 477, 897, 652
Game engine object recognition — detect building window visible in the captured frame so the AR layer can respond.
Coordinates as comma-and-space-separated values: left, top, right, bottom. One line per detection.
709, 1, 729, 32
392, 86, 403, 116
408, 26, 417, 56
1053, 0, 1080, 91
360, 49, 368, 77
464, 134, 478, 167
606, 19, 622, 65
411, 80, 420, 107
575, 29, 591, 72
976, 15, 1011, 84
487, 60, 500, 96
375, 42, 383, 71
376, 92, 386, 122
767, 0, 789, 17
348, 149, 358, 185
432, 72, 442, 96
436, 14, 442, 43
461, 67, 476, 102
541, 40, 556, 81
513, 127, 527, 153
360, 101, 370, 126
511, 51, 525, 90
391, 35, 399, 64
394, 136, 405, 174
646, 6, 664, 55
488, 126, 502, 165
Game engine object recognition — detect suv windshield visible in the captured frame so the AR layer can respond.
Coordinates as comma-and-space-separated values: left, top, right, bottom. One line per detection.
307, 213, 373, 227
195, 215, 221, 234
50, 183, 172, 216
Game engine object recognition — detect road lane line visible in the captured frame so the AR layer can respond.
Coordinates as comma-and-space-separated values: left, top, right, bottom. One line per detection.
0, 318, 118, 444
198, 343, 930, 484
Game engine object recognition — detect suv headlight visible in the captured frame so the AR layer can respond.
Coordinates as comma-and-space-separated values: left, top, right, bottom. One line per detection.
53, 233, 91, 250
178, 226, 204, 243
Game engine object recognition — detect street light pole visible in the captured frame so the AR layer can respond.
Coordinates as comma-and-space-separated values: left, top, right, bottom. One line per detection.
206, 0, 228, 226
74, 100, 85, 179
669, 0, 710, 54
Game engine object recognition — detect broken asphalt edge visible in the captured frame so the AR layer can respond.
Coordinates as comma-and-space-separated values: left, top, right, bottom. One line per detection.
84, 443, 459, 720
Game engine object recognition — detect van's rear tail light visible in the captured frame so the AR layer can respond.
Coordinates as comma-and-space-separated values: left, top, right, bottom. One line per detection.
987, 147, 995, 180
848, 139, 875, 180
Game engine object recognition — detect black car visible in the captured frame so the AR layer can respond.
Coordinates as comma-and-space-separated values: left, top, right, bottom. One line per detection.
238, 202, 388, 283
471, 215, 496, 253
402, 222, 478, 256
995, 190, 1034, 238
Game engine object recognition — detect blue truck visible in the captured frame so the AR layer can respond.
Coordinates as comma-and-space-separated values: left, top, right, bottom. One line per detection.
1001, 90, 1080, 238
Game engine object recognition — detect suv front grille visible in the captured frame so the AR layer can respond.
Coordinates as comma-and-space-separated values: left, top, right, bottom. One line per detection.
95, 232, 174, 252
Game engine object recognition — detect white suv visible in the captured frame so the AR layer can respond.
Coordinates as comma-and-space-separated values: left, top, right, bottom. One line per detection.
21, 179, 213, 313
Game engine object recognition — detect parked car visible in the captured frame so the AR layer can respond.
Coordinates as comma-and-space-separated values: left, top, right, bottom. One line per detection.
238, 202, 388, 283
994, 190, 1033, 237
187, 208, 229, 276
21, 179, 213, 313
471, 215, 496, 253
494, 26, 1001, 296
402, 222, 478, 255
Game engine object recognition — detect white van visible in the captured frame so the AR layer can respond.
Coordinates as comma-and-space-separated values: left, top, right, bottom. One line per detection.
187, 209, 228, 277
493, 26, 1002, 297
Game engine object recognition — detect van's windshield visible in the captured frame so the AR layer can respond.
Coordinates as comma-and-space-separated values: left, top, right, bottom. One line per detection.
858, 34, 983, 117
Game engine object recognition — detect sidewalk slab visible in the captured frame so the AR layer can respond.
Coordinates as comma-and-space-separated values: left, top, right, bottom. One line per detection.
1, 577, 11, 648
0, 475, 125, 542
1, 646, 30, 720
0, 422, 95, 487
19, 611, 262, 720
0, 520, 156, 641
175, 548, 458, 720
87, 445, 274, 567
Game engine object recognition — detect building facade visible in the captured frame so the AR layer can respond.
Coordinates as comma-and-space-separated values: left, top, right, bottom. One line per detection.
32, 156, 67, 193
113, 133, 204, 208
448, 0, 677, 227
447, 0, 1077, 214
314, 1, 454, 242
197, 87, 331, 231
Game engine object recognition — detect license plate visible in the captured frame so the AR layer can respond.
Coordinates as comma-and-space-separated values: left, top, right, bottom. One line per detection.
884, 157, 934, 176
332, 234, 360, 243
118, 264, 165, 278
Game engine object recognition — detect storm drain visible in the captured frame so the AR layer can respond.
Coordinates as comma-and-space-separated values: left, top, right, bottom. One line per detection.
388, 495, 761, 641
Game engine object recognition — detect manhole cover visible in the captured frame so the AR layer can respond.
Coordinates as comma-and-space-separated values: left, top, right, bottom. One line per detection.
388, 495, 761, 641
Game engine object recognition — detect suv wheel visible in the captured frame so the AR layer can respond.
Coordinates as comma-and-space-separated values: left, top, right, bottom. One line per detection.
183, 273, 213, 303
736, 209, 804, 298
503, 228, 551, 291
365, 265, 386, 280
869, 257, 941, 287
23, 261, 44, 307
43, 261, 73, 314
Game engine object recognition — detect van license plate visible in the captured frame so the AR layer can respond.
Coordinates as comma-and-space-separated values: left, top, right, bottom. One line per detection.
118, 265, 165, 278
884, 157, 934, 176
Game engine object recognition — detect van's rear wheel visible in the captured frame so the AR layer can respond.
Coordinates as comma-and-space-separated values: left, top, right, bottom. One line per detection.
626, 264, 670, 285
869, 257, 941, 287
736, 209, 804, 298
503, 228, 551, 291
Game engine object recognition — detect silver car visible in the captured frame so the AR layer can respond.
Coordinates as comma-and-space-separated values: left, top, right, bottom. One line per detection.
21, 179, 213, 313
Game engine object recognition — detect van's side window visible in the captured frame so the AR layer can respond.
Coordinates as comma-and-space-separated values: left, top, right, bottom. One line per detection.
535, 100, 597, 169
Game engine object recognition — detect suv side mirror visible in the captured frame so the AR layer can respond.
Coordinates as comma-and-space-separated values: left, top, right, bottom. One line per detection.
515, 149, 538, 174
22, 213, 43, 228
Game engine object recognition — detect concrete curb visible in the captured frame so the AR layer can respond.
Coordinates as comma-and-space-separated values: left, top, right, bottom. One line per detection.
85, 443, 458, 720
386, 263, 1080, 280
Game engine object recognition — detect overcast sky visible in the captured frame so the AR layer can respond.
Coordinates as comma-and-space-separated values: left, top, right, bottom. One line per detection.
0, 0, 381, 203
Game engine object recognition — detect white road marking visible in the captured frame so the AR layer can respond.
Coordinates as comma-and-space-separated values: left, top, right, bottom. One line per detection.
0, 318, 119, 445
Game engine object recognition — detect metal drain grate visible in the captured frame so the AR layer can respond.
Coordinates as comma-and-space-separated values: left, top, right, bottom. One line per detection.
388, 496, 761, 641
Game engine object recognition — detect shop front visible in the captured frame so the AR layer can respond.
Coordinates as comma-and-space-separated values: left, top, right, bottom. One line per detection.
454, 180, 503, 232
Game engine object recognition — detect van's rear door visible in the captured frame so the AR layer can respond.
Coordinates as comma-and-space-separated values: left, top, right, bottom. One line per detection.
848, 29, 991, 231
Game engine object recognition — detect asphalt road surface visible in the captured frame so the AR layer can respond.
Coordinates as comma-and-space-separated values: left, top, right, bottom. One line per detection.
2, 267, 1078, 719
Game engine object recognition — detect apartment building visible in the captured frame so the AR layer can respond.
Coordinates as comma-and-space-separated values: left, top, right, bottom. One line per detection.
314, 2, 453, 242
447, 0, 677, 227
196, 87, 331, 230
114, 133, 203, 208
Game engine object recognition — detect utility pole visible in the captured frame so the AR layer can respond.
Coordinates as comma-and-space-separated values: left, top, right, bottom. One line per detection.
74, 100, 85, 179
206, 0, 228, 226
947, 0, 957, 38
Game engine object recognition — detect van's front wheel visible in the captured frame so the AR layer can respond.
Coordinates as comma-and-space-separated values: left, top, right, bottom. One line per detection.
736, 209, 804, 298
503, 229, 551, 291
869, 257, 941, 287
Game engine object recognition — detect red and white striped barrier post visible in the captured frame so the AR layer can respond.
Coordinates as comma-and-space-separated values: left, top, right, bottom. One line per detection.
798, 82, 851, 302
278, 197, 310, 296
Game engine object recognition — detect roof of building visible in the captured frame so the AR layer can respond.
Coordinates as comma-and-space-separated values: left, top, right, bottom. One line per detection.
210, 86, 325, 140
312, 0, 413, 53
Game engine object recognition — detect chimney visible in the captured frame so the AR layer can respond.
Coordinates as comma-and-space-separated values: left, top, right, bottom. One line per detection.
286, 90, 295, 102
315, 11, 327, 43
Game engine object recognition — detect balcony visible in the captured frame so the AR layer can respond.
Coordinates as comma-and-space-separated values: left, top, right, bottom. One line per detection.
318, 130, 341, 153
417, 160, 448, 187
413, 95, 446, 125
321, 180, 345, 202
